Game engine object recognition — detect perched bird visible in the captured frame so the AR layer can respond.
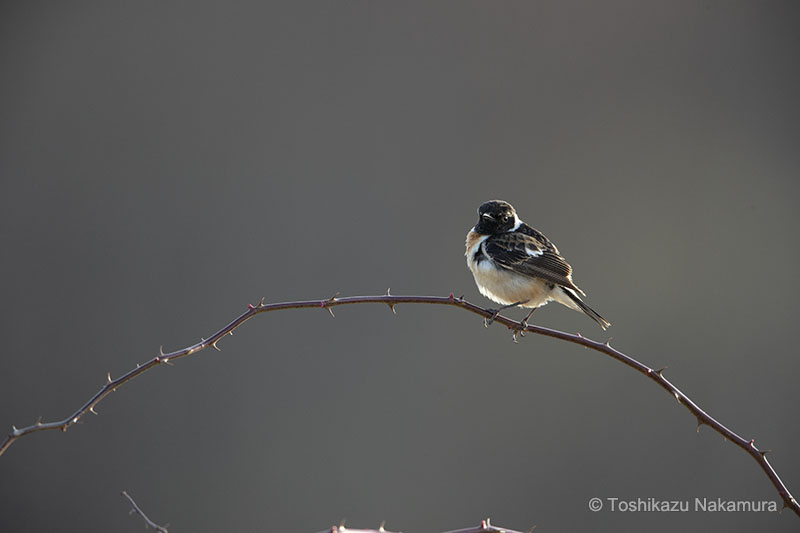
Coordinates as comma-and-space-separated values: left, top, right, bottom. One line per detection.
465, 200, 610, 330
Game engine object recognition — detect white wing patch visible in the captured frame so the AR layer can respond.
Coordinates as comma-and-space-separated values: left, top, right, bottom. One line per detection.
525, 247, 543, 257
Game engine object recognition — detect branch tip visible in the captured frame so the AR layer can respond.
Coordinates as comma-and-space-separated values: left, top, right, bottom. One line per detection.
121, 490, 169, 533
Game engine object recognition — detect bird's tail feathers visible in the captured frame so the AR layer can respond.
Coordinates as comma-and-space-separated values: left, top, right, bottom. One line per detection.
561, 287, 611, 330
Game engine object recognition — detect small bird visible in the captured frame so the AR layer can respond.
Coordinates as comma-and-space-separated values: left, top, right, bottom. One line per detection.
465, 200, 610, 330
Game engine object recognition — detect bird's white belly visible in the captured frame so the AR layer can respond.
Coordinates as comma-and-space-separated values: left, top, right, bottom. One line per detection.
465, 231, 553, 308
471, 260, 553, 307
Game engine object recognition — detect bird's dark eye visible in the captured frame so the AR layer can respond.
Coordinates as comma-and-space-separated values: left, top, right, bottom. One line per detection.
501, 214, 509, 222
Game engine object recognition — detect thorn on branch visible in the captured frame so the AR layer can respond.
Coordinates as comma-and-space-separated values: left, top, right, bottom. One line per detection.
656, 367, 667, 377
89, 407, 98, 415
386, 288, 392, 296
259, 296, 266, 307
211, 340, 221, 352
107, 372, 113, 384
387, 303, 396, 314
673, 391, 681, 404
321, 292, 339, 317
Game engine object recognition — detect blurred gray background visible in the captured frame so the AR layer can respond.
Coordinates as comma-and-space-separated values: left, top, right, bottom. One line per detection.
1, 1, 798, 532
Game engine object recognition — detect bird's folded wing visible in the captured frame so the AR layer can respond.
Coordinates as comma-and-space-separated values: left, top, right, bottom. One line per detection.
484, 232, 585, 295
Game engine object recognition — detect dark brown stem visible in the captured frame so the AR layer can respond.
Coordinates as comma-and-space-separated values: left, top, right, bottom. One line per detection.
121, 490, 169, 533
2, 293, 798, 517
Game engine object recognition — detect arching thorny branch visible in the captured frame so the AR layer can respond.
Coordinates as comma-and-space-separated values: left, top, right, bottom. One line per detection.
2, 293, 798, 518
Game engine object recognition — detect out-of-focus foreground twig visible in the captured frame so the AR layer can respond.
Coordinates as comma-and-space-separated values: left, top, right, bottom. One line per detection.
319, 518, 528, 533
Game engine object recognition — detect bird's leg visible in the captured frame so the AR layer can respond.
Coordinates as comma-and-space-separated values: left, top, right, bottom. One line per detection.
484, 301, 524, 328
520, 307, 537, 329
517, 307, 538, 337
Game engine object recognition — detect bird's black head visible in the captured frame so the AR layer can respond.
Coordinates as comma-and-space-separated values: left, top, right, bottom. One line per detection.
474, 200, 519, 235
